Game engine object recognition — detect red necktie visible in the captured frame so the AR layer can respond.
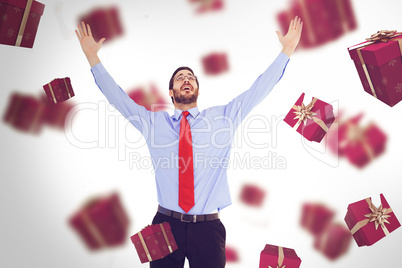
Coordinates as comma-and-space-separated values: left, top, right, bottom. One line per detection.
178, 111, 195, 213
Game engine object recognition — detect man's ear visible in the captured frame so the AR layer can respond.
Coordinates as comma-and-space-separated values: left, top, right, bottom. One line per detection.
169, 89, 173, 98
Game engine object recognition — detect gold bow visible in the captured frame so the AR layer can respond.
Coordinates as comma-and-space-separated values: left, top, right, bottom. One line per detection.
366, 30, 398, 43
293, 102, 317, 126
365, 203, 391, 231
292, 98, 329, 132
268, 265, 286, 268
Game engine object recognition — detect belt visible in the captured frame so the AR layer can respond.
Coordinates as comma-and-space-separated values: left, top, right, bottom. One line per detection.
157, 205, 220, 223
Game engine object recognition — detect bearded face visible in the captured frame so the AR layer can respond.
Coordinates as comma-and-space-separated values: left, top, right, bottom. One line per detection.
170, 70, 199, 105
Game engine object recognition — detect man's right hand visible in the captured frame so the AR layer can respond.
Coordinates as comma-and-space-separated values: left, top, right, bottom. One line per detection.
75, 21, 105, 67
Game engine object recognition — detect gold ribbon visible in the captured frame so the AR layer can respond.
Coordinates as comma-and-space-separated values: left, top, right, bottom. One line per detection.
335, 0, 349, 33
47, 82, 57, 104
356, 47, 377, 98
366, 30, 399, 43
292, 97, 329, 132
29, 103, 44, 133
15, 0, 33, 47
350, 198, 392, 236
268, 246, 285, 268
296, 0, 316, 45
7, 94, 23, 125
340, 123, 375, 160
81, 211, 107, 248
63, 78, 72, 99
138, 231, 153, 262
159, 223, 173, 253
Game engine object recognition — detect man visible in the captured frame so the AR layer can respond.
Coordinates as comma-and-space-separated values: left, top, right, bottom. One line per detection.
76, 16, 302, 268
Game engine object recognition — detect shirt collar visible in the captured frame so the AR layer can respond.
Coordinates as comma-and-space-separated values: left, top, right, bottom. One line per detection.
171, 107, 200, 120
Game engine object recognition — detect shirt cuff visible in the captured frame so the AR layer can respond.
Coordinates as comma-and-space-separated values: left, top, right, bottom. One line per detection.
274, 52, 290, 69
90, 62, 107, 78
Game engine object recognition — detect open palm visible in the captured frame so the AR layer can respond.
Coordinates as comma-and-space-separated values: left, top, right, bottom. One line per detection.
75, 21, 105, 59
276, 16, 303, 57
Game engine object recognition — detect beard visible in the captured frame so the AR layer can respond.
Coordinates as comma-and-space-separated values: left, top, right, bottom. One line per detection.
173, 88, 199, 104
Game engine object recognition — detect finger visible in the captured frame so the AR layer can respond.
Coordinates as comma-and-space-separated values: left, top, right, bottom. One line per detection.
77, 23, 84, 37
288, 19, 294, 31
81, 21, 88, 36
87, 24, 92, 37
98, 38, 106, 46
75, 29, 81, 40
276, 31, 283, 40
296, 19, 303, 32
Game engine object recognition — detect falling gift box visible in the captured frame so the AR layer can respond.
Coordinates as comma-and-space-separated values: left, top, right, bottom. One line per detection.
314, 223, 352, 260
0, 0, 45, 48
240, 184, 266, 207
190, 0, 224, 14
131, 222, 178, 263
284, 93, 335, 143
40, 95, 74, 130
348, 30, 402, 107
300, 202, 334, 236
128, 84, 168, 112
328, 113, 363, 156
69, 193, 130, 250
277, 0, 356, 49
202, 52, 228, 75
259, 244, 301, 268
340, 121, 387, 168
43, 77, 74, 104
79, 6, 123, 43
3, 92, 45, 134
225, 246, 239, 262
344, 194, 401, 247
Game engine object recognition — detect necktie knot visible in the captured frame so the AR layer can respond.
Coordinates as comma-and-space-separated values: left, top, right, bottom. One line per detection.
182, 111, 190, 117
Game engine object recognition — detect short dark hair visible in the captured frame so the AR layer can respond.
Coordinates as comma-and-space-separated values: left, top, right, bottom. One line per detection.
169, 67, 199, 103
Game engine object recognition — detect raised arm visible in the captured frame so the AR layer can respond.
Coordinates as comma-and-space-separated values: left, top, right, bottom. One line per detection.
75, 21, 105, 67
75, 22, 152, 137
224, 17, 302, 128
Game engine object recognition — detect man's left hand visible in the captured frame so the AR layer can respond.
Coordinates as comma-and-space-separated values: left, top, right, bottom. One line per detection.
276, 16, 303, 57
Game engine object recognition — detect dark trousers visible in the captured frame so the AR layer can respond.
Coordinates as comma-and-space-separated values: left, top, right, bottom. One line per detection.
149, 212, 226, 268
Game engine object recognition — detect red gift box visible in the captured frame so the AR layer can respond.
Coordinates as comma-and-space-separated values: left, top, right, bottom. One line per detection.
345, 194, 401, 247
348, 31, 402, 107
284, 93, 335, 143
131, 222, 178, 263
240, 184, 266, 207
69, 193, 130, 250
191, 0, 224, 14
79, 6, 123, 43
43, 77, 74, 104
314, 223, 352, 260
260, 244, 301, 268
3, 92, 45, 134
341, 122, 387, 168
202, 52, 228, 75
327, 113, 363, 156
300, 203, 334, 235
128, 84, 167, 112
277, 0, 356, 49
0, 0, 45, 48
225, 246, 239, 262
40, 95, 74, 129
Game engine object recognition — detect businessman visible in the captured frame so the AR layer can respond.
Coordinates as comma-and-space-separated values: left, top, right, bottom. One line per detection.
76, 16, 302, 268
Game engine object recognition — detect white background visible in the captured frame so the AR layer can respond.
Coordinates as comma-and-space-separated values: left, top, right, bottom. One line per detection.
0, 0, 401, 267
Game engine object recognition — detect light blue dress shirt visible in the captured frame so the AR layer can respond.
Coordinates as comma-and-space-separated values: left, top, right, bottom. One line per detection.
91, 52, 289, 214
